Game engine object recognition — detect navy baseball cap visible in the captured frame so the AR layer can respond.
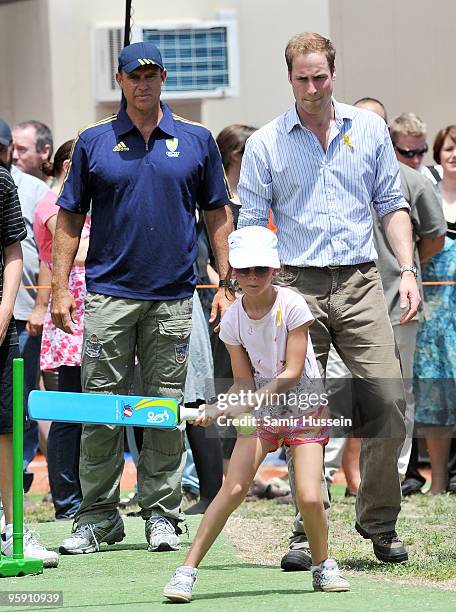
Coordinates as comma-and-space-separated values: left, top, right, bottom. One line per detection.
0, 118, 12, 147
118, 42, 164, 73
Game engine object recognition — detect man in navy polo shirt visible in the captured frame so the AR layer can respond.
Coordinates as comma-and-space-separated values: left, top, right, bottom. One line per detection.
51, 42, 233, 555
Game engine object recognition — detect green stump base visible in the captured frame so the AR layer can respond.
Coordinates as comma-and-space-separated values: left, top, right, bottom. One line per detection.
0, 556, 43, 577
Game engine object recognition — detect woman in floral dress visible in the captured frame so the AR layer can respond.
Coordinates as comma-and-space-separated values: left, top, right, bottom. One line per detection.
414, 125, 456, 494
34, 140, 90, 518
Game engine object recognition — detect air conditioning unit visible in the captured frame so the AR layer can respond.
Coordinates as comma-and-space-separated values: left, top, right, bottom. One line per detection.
93, 15, 239, 103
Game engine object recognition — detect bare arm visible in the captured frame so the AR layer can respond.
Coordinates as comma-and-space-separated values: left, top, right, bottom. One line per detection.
46, 213, 89, 267
382, 208, 421, 324
193, 341, 256, 426
51, 208, 85, 333
26, 260, 51, 336
0, 241, 23, 346
203, 205, 234, 329
417, 235, 444, 263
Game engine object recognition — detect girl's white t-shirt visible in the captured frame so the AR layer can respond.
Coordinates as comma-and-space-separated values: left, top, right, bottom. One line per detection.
219, 287, 323, 415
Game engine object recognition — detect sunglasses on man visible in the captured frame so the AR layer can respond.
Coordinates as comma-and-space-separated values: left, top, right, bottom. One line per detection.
394, 144, 428, 158
234, 266, 271, 276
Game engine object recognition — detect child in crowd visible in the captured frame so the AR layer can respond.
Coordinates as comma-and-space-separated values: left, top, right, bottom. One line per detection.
0, 164, 58, 567
164, 226, 350, 602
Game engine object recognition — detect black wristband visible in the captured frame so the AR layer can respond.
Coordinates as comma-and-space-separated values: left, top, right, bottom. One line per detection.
218, 279, 231, 288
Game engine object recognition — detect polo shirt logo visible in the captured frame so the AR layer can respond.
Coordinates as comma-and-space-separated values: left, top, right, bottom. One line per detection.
113, 141, 129, 152
166, 137, 180, 157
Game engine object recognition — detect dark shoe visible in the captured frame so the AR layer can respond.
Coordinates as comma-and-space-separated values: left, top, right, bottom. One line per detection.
184, 499, 211, 515
276, 493, 293, 505
355, 523, 408, 563
446, 478, 456, 494
401, 478, 423, 497
119, 491, 138, 509
245, 480, 268, 501
344, 488, 357, 498
23, 470, 34, 494
280, 536, 312, 571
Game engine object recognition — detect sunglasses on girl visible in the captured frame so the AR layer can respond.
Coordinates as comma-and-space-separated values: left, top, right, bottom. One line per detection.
234, 266, 271, 276
394, 144, 428, 158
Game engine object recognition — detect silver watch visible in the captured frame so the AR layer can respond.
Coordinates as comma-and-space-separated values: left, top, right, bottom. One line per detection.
400, 265, 417, 278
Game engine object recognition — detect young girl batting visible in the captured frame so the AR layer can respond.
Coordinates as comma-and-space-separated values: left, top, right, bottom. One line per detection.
164, 226, 350, 602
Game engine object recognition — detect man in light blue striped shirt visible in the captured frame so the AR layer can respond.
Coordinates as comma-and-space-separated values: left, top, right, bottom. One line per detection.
238, 32, 421, 567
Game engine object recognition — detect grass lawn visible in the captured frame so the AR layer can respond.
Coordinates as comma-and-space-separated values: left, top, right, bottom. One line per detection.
1, 486, 453, 611
227, 484, 456, 587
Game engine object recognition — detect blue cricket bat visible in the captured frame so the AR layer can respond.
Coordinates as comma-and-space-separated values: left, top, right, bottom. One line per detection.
28, 391, 199, 428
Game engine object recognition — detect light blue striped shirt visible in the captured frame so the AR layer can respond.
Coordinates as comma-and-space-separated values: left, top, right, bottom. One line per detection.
238, 99, 409, 267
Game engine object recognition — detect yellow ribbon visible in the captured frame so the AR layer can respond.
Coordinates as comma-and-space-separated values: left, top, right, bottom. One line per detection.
343, 134, 354, 149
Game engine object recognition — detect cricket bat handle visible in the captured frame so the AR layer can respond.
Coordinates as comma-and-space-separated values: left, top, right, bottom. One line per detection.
179, 407, 200, 422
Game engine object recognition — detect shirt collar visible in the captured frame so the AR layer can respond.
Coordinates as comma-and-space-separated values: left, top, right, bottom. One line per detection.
285, 97, 356, 133
115, 102, 176, 138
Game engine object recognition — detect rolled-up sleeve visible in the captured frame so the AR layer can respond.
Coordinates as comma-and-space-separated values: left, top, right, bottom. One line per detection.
57, 135, 91, 214
372, 123, 409, 219
237, 137, 272, 228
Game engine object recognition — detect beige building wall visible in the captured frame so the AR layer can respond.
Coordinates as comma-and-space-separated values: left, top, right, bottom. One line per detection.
1, 0, 454, 157
46, 0, 330, 144
329, 0, 456, 165
0, 0, 52, 130
0, 0, 331, 145
201, 0, 330, 134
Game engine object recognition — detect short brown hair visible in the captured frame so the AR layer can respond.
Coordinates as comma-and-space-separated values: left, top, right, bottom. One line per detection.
433, 125, 456, 164
389, 113, 427, 145
285, 32, 336, 73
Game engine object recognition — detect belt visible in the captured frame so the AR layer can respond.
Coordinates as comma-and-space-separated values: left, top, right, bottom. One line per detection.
284, 262, 373, 271
284, 263, 367, 271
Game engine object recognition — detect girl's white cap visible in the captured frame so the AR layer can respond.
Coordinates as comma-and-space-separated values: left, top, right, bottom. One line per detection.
228, 226, 280, 269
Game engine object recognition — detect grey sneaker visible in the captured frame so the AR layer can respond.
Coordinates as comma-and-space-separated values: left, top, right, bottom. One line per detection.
163, 566, 197, 602
145, 515, 180, 552
59, 515, 125, 554
311, 559, 350, 592
280, 534, 312, 571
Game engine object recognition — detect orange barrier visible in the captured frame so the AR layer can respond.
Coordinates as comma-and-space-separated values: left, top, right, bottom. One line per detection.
421, 281, 456, 286
20, 284, 220, 290
20, 282, 456, 290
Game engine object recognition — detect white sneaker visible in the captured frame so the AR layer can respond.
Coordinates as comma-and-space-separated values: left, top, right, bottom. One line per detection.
311, 558, 350, 592
164, 566, 198, 602
145, 516, 180, 552
1, 524, 59, 568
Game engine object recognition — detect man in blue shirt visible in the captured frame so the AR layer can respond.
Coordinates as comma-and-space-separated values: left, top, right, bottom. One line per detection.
51, 42, 233, 555
238, 32, 420, 565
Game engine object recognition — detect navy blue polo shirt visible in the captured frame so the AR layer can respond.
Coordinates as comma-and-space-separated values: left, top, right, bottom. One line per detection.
58, 103, 229, 300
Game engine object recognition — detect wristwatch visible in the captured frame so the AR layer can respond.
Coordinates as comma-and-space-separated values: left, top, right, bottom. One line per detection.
399, 265, 417, 278
218, 279, 231, 288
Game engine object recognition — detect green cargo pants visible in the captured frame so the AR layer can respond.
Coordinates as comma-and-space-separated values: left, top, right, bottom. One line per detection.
75, 293, 192, 526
